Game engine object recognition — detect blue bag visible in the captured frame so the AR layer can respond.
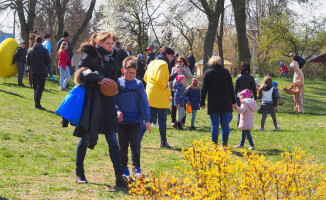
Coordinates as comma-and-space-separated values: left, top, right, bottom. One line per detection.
56, 85, 86, 127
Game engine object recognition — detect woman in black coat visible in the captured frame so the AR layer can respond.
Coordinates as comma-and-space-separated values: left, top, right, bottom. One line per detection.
72, 31, 125, 187
200, 56, 236, 147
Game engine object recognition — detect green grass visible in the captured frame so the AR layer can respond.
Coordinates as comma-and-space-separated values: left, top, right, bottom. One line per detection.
0, 75, 325, 199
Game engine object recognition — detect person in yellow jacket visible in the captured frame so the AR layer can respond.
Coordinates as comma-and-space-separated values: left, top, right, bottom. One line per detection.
144, 47, 175, 148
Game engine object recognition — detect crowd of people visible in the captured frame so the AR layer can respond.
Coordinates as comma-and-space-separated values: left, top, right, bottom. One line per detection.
10, 29, 305, 188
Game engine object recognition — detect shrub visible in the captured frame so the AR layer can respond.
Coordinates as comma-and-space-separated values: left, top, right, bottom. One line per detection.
129, 138, 326, 199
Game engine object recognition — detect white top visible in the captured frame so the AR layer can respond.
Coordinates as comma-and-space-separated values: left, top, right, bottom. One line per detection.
262, 87, 274, 102
293, 71, 297, 82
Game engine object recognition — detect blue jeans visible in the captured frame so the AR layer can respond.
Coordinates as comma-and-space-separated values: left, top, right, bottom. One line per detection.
240, 130, 254, 147
150, 107, 167, 142
191, 110, 197, 127
58, 66, 70, 88
280, 72, 289, 78
76, 133, 122, 169
210, 112, 231, 144
48, 64, 53, 77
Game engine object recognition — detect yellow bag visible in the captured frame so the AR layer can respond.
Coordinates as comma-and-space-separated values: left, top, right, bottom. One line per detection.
186, 102, 192, 113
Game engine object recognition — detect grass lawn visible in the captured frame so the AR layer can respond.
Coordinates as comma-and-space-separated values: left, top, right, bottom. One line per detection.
0, 75, 325, 199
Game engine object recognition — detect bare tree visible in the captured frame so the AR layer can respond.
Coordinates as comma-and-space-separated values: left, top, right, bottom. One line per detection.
189, 0, 225, 70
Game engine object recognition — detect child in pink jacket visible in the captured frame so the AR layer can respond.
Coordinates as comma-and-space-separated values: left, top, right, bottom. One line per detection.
233, 89, 257, 150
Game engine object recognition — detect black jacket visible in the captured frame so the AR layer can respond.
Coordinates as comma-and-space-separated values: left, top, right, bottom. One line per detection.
234, 72, 257, 100
200, 63, 236, 114
114, 46, 127, 76
73, 44, 119, 149
146, 52, 155, 66
136, 60, 146, 81
12, 47, 27, 64
26, 43, 51, 75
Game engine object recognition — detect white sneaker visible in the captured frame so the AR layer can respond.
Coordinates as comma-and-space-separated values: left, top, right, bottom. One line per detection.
275, 126, 280, 131
152, 123, 159, 127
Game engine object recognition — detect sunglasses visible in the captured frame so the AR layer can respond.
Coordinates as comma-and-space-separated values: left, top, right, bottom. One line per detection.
176, 60, 184, 63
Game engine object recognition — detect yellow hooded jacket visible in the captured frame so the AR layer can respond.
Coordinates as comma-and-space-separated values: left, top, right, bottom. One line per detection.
144, 59, 171, 109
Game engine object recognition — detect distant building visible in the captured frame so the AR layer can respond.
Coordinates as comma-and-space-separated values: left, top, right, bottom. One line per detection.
0, 31, 13, 43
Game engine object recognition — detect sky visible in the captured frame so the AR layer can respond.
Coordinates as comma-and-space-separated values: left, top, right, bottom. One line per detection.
1, 0, 326, 41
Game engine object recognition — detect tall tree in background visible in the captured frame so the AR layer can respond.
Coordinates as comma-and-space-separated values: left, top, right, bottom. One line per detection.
231, 0, 250, 66
0, 0, 37, 48
189, 0, 225, 70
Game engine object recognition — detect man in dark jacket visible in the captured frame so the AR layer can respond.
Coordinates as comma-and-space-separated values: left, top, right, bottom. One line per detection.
200, 56, 236, 147
27, 37, 51, 110
187, 50, 196, 75
12, 41, 27, 86
145, 46, 155, 67
114, 42, 128, 77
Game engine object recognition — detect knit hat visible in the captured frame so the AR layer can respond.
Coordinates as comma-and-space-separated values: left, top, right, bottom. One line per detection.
280, 62, 284, 67
191, 78, 199, 88
272, 81, 278, 88
239, 89, 252, 99
175, 75, 185, 83
63, 31, 69, 38
137, 54, 144, 59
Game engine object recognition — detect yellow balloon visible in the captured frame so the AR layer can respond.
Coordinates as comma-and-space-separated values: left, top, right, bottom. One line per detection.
0, 38, 19, 78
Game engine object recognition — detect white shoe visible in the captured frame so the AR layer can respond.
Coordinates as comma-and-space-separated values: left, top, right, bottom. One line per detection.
152, 123, 159, 127
275, 126, 280, 131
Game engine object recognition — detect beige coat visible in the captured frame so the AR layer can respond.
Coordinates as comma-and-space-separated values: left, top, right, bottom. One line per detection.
291, 61, 304, 113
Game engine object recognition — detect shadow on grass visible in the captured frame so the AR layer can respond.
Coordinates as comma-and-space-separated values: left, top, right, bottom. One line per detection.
0, 89, 25, 98
142, 146, 183, 152
0, 197, 9, 200
89, 182, 129, 194
257, 148, 284, 156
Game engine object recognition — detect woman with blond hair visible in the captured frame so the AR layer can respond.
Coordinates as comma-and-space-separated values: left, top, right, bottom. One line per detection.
200, 56, 236, 147
289, 53, 305, 113
57, 42, 71, 91
72, 31, 126, 187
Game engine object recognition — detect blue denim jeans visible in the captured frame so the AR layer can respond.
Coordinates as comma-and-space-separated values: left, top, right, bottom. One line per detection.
58, 65, 70, 88
210, 112, 231, 144
76, 133, 122, 169
150, 107, 167, 142
240, 130, 254, 147
191, 110, 197, 127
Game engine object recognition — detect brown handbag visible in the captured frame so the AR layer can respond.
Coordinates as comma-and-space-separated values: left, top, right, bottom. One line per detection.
100, 80, 118, 96
283, 83, 299, 95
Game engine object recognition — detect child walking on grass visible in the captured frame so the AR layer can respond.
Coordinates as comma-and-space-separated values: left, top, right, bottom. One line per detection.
185, 78, 200, 131
233, 89, 257, 150
258, 76, 280, 131
173, 75, 188, 130
115, 56, 151, 182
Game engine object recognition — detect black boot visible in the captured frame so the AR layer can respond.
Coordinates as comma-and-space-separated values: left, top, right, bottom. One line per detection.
76, 168, 88, 184
160, 140, 174, 148
115, 168, 128, 188
177, 122, 185, 130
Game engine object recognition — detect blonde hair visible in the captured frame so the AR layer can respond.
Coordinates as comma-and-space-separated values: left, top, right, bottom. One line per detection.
207, 56, 221, 66
79, 31, 116, 53
123, 55, 138, 69
59, 42, 68, 52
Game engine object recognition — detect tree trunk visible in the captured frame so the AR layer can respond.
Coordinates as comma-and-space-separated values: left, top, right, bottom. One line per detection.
70, 0, 96, 48
231, 0, 250, 65
16, 0, 37, 48
54, 0, 69, 42
217, 9, 224, 67
203, 18, 219, 70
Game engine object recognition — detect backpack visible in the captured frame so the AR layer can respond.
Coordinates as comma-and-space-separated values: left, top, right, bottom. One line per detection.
294, 55, 306, 69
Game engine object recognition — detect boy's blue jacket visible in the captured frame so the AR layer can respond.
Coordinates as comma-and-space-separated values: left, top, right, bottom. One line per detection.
114, 77, 150, 123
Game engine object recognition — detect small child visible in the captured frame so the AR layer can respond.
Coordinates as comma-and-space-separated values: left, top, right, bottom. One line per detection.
114, 56, 151, 181
272, 81, 281, 100
185, 78, 200, 131
278, 62, 289, 78
12, 41, 27, 86
173, 75, 188, 130
257, 76, 280, 131
233, 89, 257, 150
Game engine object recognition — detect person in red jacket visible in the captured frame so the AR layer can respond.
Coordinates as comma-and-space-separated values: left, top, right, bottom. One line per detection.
58, 42, 71, 91
278, 62, 289, 78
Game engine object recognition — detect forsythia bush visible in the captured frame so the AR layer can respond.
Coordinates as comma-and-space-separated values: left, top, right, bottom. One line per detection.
129, 138, 326, 199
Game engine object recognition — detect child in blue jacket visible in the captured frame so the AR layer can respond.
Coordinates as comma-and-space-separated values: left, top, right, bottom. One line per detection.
185, 78, 200, 130
173, 75, 188, 130
114, 56, 151, 181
